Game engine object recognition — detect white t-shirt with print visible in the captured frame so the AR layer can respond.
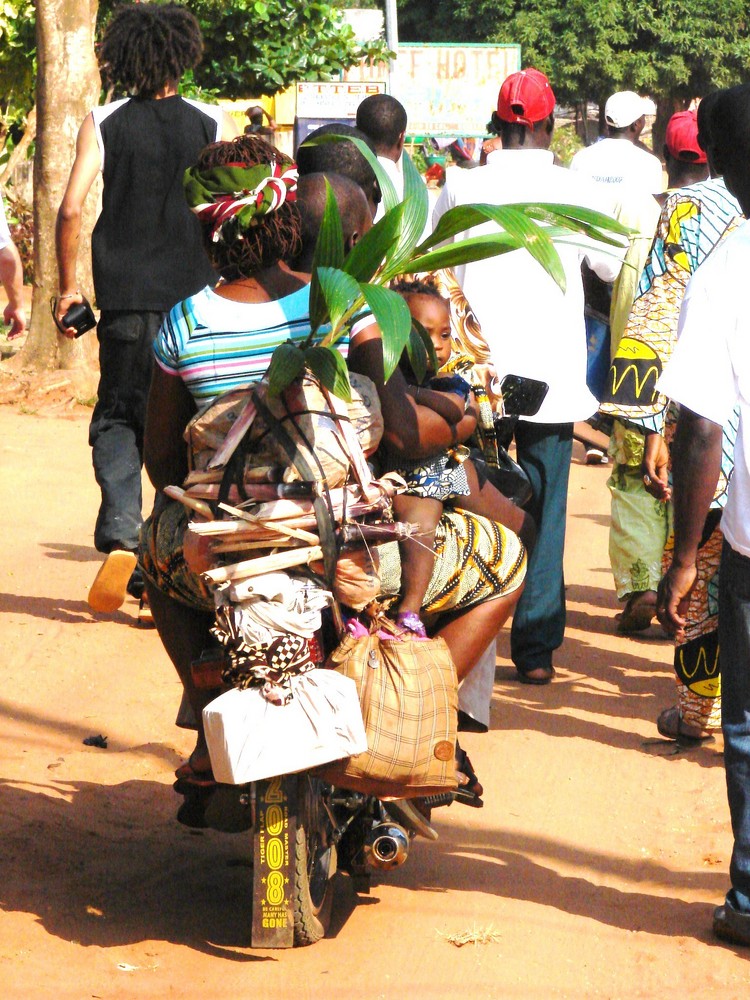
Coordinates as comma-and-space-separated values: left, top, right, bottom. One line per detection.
570, 138, 664, 196
657, 219, 750, 557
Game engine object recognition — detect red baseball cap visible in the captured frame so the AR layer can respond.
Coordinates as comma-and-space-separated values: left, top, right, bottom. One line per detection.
497, 68, 556, 129
665, 110, 707, 164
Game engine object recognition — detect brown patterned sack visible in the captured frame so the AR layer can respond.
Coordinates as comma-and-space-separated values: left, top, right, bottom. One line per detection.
184, 372, 383, 489
317, 632, 459, 799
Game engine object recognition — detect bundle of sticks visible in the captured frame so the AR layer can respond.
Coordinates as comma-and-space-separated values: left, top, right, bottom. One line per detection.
165, 485, 414, 587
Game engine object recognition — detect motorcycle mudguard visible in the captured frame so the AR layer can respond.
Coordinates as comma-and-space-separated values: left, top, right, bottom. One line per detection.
252, 775, 296, 948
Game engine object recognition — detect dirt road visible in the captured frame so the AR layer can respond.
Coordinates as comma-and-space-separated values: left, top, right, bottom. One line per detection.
1, 406, 747, 999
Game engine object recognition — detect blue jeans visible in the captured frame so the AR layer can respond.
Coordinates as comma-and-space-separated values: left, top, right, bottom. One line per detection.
719, 540, 750, 917
510, 421, 574, 672
585, 313, 611, 399
89, 311, 163, 553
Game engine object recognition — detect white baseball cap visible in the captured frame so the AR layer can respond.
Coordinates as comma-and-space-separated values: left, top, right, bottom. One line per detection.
604, 91, 657, 128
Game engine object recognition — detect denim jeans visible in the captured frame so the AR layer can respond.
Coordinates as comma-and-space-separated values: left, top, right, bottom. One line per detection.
719, 540, 750, 916
89, 311, 164, 553
584, 313, 611, 399
510, 421, 574, 672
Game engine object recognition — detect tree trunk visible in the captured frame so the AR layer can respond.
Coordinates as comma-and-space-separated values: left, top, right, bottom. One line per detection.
17, 0, 100, 374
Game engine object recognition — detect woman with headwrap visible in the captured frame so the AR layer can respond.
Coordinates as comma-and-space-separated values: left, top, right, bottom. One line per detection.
141, 135, 527, 798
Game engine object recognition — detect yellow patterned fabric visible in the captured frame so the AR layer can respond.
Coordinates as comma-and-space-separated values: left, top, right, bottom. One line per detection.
422, 509, 526, 613
600, 193, 741, 422
662, 513, 722, 731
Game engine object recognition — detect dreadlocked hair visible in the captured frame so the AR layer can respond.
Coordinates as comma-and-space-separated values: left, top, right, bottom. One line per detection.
390, 275, 447, 301
99, 4, 203, 99
193, 134, 302, 280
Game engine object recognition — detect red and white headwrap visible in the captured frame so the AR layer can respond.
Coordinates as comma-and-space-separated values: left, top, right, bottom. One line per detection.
184, 159, 298, 244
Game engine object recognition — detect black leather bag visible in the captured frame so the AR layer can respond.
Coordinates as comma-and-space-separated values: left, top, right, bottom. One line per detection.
471, 443, 532, 509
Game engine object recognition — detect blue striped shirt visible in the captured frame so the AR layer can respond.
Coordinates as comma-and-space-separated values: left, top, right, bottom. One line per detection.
154, 283, 355, 405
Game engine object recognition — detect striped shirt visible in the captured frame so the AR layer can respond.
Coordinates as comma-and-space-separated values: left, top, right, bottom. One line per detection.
154, 283, 372, 405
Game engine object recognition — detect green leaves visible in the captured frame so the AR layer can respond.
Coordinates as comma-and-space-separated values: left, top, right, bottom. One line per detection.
188, 0, 393, 98
269, 133, 631, 403
304, 345, 352, 402
380, 150, 430, 281
315, 266, 362, 338
266, 341, 306, 396
406, 318, 438, 386
266, 342, 351, 400
308, 179, 345, 333
344, 202, 406, 283
360, 284, 413, 383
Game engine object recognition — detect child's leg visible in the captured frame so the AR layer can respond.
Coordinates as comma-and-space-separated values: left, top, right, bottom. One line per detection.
393, 493, 444, 617
455, 460, 537, 553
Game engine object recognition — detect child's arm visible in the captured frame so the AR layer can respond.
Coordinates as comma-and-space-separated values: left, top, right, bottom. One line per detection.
410, 372, 474, 425
454, 391, 478, 443
410, 384, 466, 424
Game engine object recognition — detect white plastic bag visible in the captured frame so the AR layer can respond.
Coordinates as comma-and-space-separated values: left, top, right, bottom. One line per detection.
203, 668, 368, 784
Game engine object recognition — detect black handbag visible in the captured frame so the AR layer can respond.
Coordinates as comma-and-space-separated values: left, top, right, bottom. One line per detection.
472, 443, 533, 509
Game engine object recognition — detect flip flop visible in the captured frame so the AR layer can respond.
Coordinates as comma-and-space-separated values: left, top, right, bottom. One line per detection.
656, 706, 714, 744
516, 664, 555, 685
454, 744, 484, 808
88, 549, 137, 613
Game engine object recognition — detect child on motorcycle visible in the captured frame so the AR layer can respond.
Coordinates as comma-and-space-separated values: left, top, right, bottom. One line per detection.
390, 277, 534, 638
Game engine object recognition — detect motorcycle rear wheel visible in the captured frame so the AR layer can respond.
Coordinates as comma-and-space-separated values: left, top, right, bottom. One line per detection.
293, 775, 336, 946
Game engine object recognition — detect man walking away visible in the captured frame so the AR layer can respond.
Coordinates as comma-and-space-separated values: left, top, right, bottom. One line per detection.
434, 68, 624, 686
571, 91, 663, 195
55, 3, 237, 617
656, 83, 750, 946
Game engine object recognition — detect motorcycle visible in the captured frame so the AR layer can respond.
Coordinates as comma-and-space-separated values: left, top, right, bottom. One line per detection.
169, 373, 546, 948
174, 726, 453, 947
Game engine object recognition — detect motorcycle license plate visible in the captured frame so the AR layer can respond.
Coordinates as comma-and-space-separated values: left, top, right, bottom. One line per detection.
252, 776, 296, 948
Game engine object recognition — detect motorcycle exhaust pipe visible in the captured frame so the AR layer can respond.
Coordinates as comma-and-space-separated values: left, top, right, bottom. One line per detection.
364, 823, 410, 870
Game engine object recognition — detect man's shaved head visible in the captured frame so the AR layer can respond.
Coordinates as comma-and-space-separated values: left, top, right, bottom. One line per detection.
296, 173, 372, 269
356, 94, 408, 157
297, 123, 381, 217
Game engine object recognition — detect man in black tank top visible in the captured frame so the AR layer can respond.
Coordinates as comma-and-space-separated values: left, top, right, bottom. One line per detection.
55, 4, 237, 617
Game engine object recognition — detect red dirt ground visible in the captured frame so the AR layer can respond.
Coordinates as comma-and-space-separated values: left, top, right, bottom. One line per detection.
1, 403, 748, 999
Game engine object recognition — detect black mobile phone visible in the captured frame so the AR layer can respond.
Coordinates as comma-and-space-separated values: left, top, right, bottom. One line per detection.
499, 374, 549, 417
62, 300, 97, 337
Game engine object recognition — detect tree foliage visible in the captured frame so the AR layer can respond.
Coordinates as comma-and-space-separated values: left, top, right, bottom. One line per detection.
397, 0, 750, 106
187, 0, 392, 97
0, 0, 35, 153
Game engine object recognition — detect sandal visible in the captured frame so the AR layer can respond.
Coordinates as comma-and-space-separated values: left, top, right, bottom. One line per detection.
617, 590, 657, 634
516, 664, 555, 685
454, 743, 484, 808
175, 750, 214, 784
656, 706, 714, 744
88, 549, 137, 613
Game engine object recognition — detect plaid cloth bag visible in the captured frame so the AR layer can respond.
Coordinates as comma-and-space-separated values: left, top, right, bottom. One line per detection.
317, 632, 459, 799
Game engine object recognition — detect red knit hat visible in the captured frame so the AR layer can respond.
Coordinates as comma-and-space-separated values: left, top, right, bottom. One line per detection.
497, 69, 556, 129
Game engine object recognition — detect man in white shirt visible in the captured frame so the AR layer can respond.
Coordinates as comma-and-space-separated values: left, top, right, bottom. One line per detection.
656, 83, 750, 947
356, 93, 406, 216
571, 90, 663, 195
434, 67, 624, 685
356, 92, 432, 237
